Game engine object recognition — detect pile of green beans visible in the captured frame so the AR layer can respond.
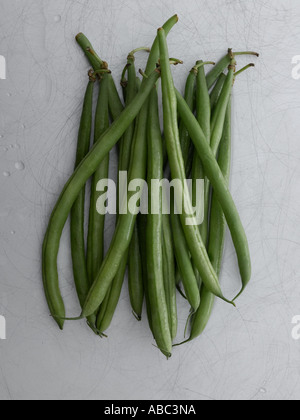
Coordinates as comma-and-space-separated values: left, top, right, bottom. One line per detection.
42, 15, 258, 357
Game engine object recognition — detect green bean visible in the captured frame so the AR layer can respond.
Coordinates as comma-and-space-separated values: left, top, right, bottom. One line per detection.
194, 61, 213, 248
128, 224, 144, 320
123, 53, 147, 324
179, 66, 197, 172
188, 101, 232, 341
170, 202, 199, 311
206, 50, 259, 90
75, 33, 124, 121
119, 53, 139, 172
96, 254, 127, 333
42, 68, 161, 325
175, 269, 187, 299
211, 56, 236, 155
78, 17, 179, 322
75, 33, 106, 72
116, 54, 141, 325
144, 15, 178, 79
170, 67, 210, 307
169, 63, 201, 310
81, 100, 150, 319
147, 87, 172, 356
175, 89, 251, 300
138, 214, 154, 334
210, 73, 226, 112
71, 73, 95, 309
87, 73, 110, 284
158, 28, 231, 306
97, 59, 145, 333
162, 213, 178, 341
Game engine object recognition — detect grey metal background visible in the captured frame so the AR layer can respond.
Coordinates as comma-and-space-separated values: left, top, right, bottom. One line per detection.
0, 0, 300, 400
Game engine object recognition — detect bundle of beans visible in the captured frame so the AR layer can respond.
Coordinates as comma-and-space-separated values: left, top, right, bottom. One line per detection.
42, 15, 258, 357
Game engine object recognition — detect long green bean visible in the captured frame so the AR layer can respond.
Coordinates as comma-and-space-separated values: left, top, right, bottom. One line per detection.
188, 101, 232, 341
147, 87, 173, 356
43, 68, 160, 326
87, 73, 110, 284
71, 73, 95, 308
158, 28, 231, 306
176, 89, 251, 300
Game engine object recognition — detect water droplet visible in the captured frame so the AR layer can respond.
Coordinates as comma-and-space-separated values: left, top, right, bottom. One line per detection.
54, 15, 61, 23
10, 145, 14, 149
3, 171, 11, 177
11, 231, 16, 235
0, 135, 4, 139
21, 124, 26, 129
15, 161, 25, 171
7, 93, 12, 97
260, 388, 267, 394
3, 147, 8, 152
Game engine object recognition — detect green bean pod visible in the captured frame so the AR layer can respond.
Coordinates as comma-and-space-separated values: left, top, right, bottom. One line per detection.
179, 67, 197, 172
210, 58, 235, 155
97, 64, 144, 333
96, 96, 149, 334
102, 55, 139, 330
138, 214, 154, 335
87, 74, 110, 284
147, 87, 173, 356
128, 224, 144, 320
210, 73, 226, 113
70, 75, 95, 309
188, 101, 232, 340
158, 28, 230, 306
96, 253, 128, 333
42, 68, 161, 325
81, 97, 150, 319
75, 33, 124, 121
175, 89, 251, 299
194, 61, 212, 248
162, 213, 178, 341
206, 50, 259, 90
170, 204, 199, 311
80, 18, 179, 320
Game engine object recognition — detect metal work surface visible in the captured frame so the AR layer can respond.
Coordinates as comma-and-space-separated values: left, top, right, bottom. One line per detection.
0, 0, 300, 400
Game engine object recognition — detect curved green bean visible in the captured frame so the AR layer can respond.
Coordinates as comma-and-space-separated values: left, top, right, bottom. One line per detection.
210, 73, 226, 113
129, 224, 144, 321
206, 50, 259, 90
175, 89, 251, 300
42, 68, 161, 325
138, 214, 154, 335
170, 201, 199, 311
194, 61, 213, 248
147, 87, 173, 356
87, 73, 110, 284
96, 254, 127, 333
71, 74, 95, 308
162, 213, 178, 341
158, 28, 232, 306
211, 56, 236, 155
81, 99, 150, 319
189, 101, 232, 341
179, 66, 197, 172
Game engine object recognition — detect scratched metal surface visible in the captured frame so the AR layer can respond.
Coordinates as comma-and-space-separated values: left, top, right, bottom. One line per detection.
0, 0, 300, 401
